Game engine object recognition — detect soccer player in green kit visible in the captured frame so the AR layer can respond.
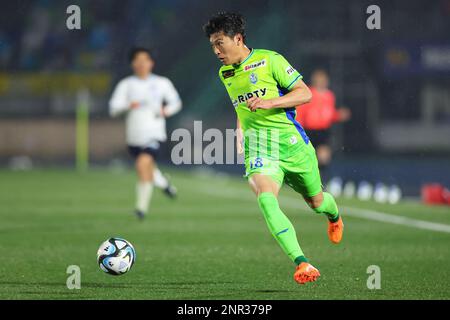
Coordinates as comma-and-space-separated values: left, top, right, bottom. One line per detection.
203, 12, 344, 284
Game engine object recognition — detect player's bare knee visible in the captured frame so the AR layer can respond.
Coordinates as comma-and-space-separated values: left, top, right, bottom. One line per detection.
137, 171, 153, 183
249, 183, 278, 198
136, 160, 154, 183
249, 183, 269, 197
305, 193, 324, 212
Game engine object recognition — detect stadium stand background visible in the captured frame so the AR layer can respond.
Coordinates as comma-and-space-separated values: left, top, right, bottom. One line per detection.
0, 0, 449, 196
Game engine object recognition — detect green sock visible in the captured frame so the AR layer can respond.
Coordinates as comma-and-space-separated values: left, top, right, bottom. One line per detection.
312, 192, 340, 222
257, 192, 305, 264
294, 255, 308, 265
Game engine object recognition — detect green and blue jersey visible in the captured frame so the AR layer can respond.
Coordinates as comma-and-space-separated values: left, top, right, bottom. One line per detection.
218, 48, 309, 148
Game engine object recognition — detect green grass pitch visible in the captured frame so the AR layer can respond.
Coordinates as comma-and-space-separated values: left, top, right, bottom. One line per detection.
0, 168, 449, 299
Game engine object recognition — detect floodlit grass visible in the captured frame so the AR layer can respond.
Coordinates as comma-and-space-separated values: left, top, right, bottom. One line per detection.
0, 168, 449, 299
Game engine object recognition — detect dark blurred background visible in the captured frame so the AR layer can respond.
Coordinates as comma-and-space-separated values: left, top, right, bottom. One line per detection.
0, 0, 449, 196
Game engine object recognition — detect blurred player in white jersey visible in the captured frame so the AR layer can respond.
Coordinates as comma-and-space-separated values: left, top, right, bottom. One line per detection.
109, 47, 182, 219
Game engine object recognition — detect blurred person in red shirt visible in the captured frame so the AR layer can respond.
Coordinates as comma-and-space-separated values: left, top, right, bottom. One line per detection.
295, 69, 351, 178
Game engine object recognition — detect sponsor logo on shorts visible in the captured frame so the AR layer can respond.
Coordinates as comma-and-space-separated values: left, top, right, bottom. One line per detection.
290, 135, 298, 144
244, 59, 266, 72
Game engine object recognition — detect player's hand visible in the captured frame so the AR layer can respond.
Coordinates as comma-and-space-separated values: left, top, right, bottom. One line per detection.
247, 97, 273, 112
160, 106, 167, 118
129, 102, 140, 109
236, 128, 244, 154
338, 107, 351, 122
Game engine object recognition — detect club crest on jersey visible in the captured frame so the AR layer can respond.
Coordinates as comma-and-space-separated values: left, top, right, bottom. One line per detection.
249, 72, 258, 84
222, 69, 235, 79
244, 59, 266, 72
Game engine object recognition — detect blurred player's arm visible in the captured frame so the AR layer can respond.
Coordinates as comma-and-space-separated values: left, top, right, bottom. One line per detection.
333, 107, 352, 122
161, 78, 182, 118
327, 92, 351, 123
109, 80, 135, 117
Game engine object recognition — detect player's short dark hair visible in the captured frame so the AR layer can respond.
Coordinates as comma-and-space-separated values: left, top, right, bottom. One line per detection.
128, 47, 153, 63
203, 12, 246, 42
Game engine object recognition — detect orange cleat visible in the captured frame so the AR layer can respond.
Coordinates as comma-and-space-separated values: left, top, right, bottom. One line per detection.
293, 262, 320, 284
328, 216, 344, 244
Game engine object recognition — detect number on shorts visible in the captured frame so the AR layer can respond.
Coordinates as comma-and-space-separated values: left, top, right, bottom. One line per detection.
250, 157, 263, 169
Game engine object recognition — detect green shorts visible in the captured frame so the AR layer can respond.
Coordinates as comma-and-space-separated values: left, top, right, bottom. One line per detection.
244, 133, 323, 198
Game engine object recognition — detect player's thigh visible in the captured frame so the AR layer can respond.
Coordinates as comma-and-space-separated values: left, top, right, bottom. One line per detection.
316, 145, 332, 164
245, 156, 283, 197
135, 153, 155, 180
283, 142, 323, 199
248, 173, 281, 197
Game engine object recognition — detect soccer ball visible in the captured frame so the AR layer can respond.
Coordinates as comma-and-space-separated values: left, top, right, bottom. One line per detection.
97, 237, 136, 276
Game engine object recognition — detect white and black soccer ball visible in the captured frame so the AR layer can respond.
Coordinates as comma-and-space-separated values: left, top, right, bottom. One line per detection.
97, 237, 136, 276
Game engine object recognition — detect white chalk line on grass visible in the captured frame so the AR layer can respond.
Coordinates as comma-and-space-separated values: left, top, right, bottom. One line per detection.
192, 181, 450, 234
281, 196, 450, 234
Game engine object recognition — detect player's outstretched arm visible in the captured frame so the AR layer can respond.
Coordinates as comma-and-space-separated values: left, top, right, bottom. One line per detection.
109, 80, 130, 117
161, 78, 182, 118
247, 80, 312, 112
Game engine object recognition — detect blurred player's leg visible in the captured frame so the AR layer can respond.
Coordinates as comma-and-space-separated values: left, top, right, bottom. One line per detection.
153, 167, 168, 189
134, 153, 155, 219
249, 174, 319, 284
316, 144, 332, 180
153, 167, 177, 199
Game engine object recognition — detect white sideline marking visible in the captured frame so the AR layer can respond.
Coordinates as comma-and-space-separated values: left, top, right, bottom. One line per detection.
340, 206, 450, 233
195, 183, 450, 234
281, 196, 450, 234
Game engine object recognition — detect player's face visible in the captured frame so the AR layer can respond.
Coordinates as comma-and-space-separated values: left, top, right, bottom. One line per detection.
209, 32, 242, 65
311, 71, 329, 90
131, 52, 154, 77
